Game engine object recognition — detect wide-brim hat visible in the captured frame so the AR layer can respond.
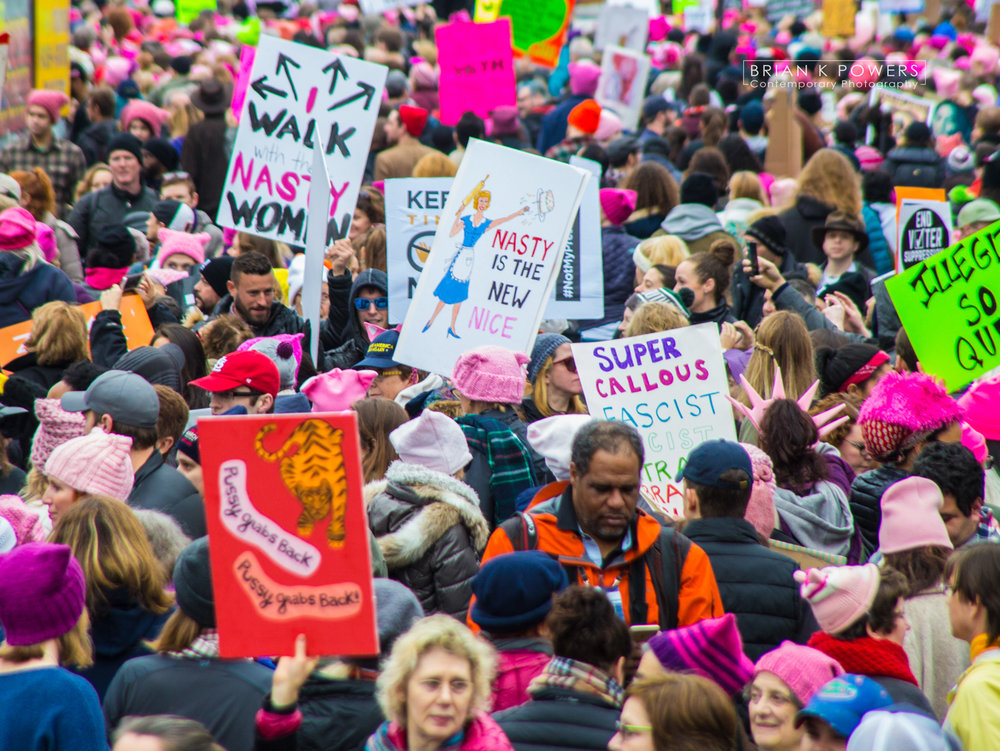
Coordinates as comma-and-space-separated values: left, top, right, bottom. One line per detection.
191, 78, 232, 115
812, 211, 869, 253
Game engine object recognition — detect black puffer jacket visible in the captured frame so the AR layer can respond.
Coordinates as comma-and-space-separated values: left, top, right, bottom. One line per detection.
365, 461, 489, 619
778, 195, 835, 266
681, 517, 817, 660
281, 677, 383, 751
849, 465, 909, 560
493, 686, 619, 751
884, 146, 946, 190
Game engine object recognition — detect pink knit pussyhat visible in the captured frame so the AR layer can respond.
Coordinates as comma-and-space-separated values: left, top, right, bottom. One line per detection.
795, 564, 880, 635
31, 398, 86, 470
754, 641, 845, 705
301, 369, 378, 412
0, 495, 46, 545
857, 371, 963, 463
741, 443, 776, 539
156, 229, 210, 267
44, 428, 135, 503
451, 346, 530, 405
879, 476, 953, 554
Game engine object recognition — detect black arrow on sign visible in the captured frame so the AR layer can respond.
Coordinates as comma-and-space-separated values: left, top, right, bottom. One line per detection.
275, 53, 301, 101
328, 82, 377, 112
323, 58, 349, 95
250, 76, 287, 100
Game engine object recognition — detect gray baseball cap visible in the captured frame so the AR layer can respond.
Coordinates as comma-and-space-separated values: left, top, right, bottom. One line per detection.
61, 369, 159, 429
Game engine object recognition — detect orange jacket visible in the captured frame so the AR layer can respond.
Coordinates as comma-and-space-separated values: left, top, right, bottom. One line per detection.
473, 487, 723, 629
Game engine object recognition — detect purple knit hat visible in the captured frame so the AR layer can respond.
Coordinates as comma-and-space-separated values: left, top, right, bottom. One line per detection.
451, 345, 530, 404
31, 398, 87, 471
0, 542, 85, 645
44, 428, 135, 502
857, 372, 963, 462
754, 641, 845, 705
646, 613, 755, 696
0, 494, 45, 545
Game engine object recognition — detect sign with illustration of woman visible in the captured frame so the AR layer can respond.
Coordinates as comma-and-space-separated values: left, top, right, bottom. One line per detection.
422, 178, 529, 338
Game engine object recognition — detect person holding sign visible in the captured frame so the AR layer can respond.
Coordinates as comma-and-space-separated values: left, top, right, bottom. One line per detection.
421, 181, 529, 339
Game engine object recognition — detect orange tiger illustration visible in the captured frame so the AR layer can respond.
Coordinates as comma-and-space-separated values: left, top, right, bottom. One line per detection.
255, 420, 348, 547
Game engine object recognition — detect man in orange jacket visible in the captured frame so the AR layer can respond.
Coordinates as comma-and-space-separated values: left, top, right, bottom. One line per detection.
475, 420, 723, 629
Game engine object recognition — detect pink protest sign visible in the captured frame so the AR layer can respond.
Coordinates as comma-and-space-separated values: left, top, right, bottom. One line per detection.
435, 19, 516, 126
230, 45, 256, 123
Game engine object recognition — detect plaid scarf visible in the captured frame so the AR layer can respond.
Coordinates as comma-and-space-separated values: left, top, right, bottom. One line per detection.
528, 656, 625, 708
169, 629, 221, 660
457, 414, 536, 527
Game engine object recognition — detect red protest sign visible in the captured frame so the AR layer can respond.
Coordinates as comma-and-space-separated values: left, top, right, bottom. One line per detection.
199, 412, 378, 658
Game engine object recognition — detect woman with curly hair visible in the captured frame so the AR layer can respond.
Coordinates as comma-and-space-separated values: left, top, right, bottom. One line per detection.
10, 168, 84, 282
809, 393, 875, 475
622, 162, 680, 239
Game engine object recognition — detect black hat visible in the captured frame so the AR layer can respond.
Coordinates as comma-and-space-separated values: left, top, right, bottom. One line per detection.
94, 224, 137, 267
171, 55, 192, 75
811, 210, 869, 254
680, 172, 719, 208
191, 78, 231, 116
199, 256, 235, 299
818, 271, 871, 313
108, 132, 143, 162
745, 215, 789, 257
174, 537, 214, 627
905, 121, 932, 146
143, 137, 179, 171
607, 136, 639, 168
114, 344, 185, 393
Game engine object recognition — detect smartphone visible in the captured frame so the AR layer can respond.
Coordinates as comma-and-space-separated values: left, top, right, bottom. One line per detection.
746, 241, 759, 277
122, 273, 144, 292
629, 624, 660, 644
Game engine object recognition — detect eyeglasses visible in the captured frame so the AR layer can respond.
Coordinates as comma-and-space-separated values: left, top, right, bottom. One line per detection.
354, 297, 389, 310
553, 356, 577, 373
162, 171, 192, 181
615, 720, 653, 737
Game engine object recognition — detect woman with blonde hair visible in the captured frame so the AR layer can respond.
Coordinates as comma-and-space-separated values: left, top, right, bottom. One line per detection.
523, 334, 587, 423
632, 235, 689, 287
625, 300, 690, 337
778, 149, 870, 266
413, 152, 458, 178
370, 613, 512, 751
718, 170, 767, 241
49, 496, 174, 698
10, 168, 83, 282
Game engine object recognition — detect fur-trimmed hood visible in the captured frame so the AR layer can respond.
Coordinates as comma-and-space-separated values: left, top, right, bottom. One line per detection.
364, 461, 489, 569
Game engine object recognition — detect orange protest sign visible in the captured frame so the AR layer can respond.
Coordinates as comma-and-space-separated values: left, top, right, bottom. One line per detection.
0, 295, 154, 371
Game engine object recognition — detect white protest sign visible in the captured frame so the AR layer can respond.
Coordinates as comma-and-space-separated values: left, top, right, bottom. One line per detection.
303, 131, 331, 364
385, 178, 452, 321
596, 46, 651, 132
394, 139, 589, 376
548, 156, 604, 320
896, 195, 952, 272
218, 36, 387, 246
572, 324, 736, 517
359, 0, 422, 13
594, 4, 649, 51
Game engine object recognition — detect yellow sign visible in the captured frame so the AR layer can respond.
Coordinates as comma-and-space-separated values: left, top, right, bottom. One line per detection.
821, 0, 856, 37
33, 0, 70, 96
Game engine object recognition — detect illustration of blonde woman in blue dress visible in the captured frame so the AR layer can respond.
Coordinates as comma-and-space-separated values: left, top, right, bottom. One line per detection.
421, 179, 528, 338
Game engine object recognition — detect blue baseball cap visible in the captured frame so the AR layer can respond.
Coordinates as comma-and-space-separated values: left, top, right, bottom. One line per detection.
796, 675, 893, 739
676, 440, 752, 490
355, 330, 400, 370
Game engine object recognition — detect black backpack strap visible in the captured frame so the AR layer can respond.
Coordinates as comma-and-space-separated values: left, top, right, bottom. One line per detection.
499, 512, 537, 552
646, 527, 691, 630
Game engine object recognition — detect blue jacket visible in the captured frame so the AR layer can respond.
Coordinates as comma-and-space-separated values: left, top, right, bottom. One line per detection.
578, 226, 638, 330
536, 94, 588, 155
862, 203, 894, 275
0, 255, 76, 328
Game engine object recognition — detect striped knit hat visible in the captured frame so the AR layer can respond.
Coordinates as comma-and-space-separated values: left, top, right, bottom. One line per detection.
647, 613, 755, 696
44, 428, 135, 503
31, 398, 87, 471
795, 564, 880, 635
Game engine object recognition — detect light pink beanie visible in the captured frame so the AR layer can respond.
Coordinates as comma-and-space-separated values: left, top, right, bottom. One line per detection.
302, 369, 377, 412
44, 428, 135, 502
794, 564, 880, 635
451, 345, 529, 404
741, 443, 776, 539
0, 494, 45, 545
879, 477, 953, 554
754, 641, 845, 705
157, 229, 210, 267
31, 398, 87, 470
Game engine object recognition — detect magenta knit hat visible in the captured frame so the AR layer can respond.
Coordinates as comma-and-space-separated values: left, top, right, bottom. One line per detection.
599, 188, 638, 226
44, 428, 135, 502
0, 542, 85, 645
26, 89, 69, 123
647, 613, 755, 697
741, 443, 776, 539
961, 422, 989, 464
301, 368, 377, 412
857, 372, 963, 461
754, 641, 845, 705
157, 229, 210, 267
451, 345, 529, 404
31, 398, 87, 470
958, 375, 1000, 440
879, 477, 953, 554
568, 61, 601, 96
795, 564, 880, 635
121, 99, 169, 132
0, 206, 37, 251
0, 495, 45, 546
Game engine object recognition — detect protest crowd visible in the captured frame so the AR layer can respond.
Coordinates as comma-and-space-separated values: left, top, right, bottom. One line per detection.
6, 0, 1000, 749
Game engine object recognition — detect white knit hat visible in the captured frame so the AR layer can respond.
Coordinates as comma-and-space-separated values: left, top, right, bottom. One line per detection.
390, 410, 472, 476
527, 414, 594, 481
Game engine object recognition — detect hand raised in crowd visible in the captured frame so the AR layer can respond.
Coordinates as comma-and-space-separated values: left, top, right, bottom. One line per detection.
270, 634, 319, 710
99, 284, 124, 312
825, 291, 871, 337
137, 274, 158, 310
743, 256, 786, 291
822, 299, 846, 330
325, 238, 355, 276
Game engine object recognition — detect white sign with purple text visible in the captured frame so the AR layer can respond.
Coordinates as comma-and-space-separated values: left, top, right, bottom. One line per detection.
572, 323, 736, 517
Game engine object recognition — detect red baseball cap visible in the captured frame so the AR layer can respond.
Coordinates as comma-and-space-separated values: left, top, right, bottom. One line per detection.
190, 350, 280, 398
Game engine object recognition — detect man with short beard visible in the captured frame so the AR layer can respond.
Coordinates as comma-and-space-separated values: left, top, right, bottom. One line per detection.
212, 251, 304, 337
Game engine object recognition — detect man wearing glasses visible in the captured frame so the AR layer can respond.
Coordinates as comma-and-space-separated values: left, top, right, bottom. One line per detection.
190, 349, 281, 416
325, 267, 391, 370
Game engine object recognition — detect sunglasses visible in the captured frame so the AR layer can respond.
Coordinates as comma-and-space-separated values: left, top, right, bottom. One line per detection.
354, 297, 389, 310
162, 171, 192, 181
615, 721, 652, 737
553, 356, 577, 373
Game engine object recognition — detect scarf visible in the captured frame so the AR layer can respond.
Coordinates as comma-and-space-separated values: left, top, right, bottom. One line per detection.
808, 632, 917, 686
85, 265, 129, 290
365, 721, 465, 751
527, 656, 625, 708
169, 628, 220, 660
970, 633, 1000, 662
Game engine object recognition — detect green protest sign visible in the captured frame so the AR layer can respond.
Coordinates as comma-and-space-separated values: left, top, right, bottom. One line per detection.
176, 0, 217, 25
886, 219, 1000, 392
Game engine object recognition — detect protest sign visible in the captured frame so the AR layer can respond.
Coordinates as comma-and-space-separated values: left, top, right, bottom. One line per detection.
886, 220, 1000, 392
895, 187, 952, 272
867, 86, 933, 128
302, 132, 332, 365
436, 19, 516, 127
199, 412, 378, 658
176, 0, 217, 24
596, 47, 651, 132
551, 156, 604, 320
385, 177, 453, 321
764, 0, 815, 23
822, 0, 856, 36
572, 324, 736, 517
230, 45, 255, 123
217, 36, 387, 246
498, 0, 575, 67
394, 139, 589, 376
359, 0, 422, 13
594, 4, 649, 51
0, 295, 152, 372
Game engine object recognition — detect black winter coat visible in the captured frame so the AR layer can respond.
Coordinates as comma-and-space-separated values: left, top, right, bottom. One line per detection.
493, 686, 620, 751
731, 251, 808, 329
365, 461, 490, 619
577, 226, 638, 331
181, 115, 229, 219
67, 183, 158, 255
884, 146, 946, 190
323, 269, 388, 370
849, 465, 909, 560
212, 295, 305, 338
129, 451, 206, 539
681, 518, 817, 660
778, 195, 836, 266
